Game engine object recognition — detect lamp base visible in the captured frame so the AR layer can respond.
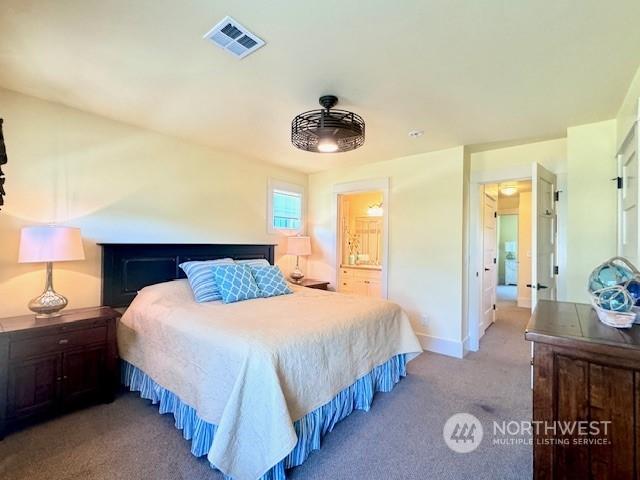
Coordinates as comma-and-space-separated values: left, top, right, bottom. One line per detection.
34, 312, 64, 319
290, 266, 305, 284
28, 288, 68, 319
28, 262, 68, 319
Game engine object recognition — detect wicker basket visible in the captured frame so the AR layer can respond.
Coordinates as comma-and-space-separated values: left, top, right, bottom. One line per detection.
591, 299, 635, 328
589, 256, 640, 328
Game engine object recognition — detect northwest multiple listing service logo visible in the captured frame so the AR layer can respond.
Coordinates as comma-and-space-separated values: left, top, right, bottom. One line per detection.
443, 413, 483, 453
443, 413, 612, 452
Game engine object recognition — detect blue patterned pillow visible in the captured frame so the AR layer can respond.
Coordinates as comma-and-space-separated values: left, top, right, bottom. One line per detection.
179, 258, 234, 302
251, 266, 292, 298
213, 264, 261, 304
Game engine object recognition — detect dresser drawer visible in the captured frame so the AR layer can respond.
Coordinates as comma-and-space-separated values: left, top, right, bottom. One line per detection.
339, 268, 353, 278
339, 278, 354, 292
10, 326, 107, 360
355, 269, 382, 281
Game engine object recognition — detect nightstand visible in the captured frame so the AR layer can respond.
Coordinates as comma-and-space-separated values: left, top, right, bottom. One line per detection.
0, 306, 120, 438
297, 279, 330, 290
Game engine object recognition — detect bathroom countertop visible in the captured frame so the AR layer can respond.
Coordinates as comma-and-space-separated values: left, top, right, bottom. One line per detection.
339, 264, 382, 271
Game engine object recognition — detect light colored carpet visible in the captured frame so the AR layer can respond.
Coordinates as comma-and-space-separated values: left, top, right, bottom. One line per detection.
0, 306, 532, 480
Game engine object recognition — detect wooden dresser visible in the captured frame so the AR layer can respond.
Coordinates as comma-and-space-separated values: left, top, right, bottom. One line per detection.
526, 300, 640, 480
0, 307, 120, 438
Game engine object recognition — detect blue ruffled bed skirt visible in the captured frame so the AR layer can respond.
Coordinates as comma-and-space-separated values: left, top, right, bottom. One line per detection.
121, 354, 408, 480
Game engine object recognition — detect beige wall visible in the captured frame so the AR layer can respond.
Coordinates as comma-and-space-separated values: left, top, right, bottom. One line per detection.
308, 146, 466, 356
470, 138, 567, 177
517, 192, 532, 307
617, 64, 640, 147
0, 88, 306, 317
497, 194, 519, 213
343, 191, 383, 228
565, 119, 618, 303
461, 150, 471, 350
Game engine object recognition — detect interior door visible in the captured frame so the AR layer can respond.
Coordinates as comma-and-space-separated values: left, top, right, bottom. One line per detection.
618, 124, 638, 266
532, 163, 558, 307
482, 190, 497, 331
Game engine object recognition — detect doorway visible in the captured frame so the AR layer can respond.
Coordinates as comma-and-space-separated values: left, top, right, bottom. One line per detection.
333, 178, 390, 299
497, 214, 518, 306
480, 181, 532, 326
468, 162, 559, 352
473, 179, 535, 345
337, 191, 384, 298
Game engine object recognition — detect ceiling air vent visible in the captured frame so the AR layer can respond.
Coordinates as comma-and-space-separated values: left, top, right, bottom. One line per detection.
203, 16, 265, 59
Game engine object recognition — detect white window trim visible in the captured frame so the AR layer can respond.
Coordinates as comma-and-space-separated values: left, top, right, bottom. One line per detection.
267, 178, 305, 235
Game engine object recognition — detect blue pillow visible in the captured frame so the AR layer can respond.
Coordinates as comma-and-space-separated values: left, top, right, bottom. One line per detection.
179, 258, 234, 302
213, 264, 261, 304
251, 266, 292, 298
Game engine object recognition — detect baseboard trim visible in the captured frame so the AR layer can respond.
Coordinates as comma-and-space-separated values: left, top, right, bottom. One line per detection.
517, 297, 532, 308
416, 333, 464, 359
479, 319, 493, 335
462, 336, 473, 354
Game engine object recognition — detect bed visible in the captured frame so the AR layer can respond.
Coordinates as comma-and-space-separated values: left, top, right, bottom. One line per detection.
101, 243, 422, 480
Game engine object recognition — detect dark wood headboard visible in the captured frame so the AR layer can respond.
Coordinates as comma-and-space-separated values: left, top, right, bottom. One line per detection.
100, 243, 276, 307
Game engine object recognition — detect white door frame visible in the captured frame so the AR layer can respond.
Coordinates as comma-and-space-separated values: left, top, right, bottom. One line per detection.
333, 178, 390, 298
467, 167, 532, 352
616, 152, 623, 256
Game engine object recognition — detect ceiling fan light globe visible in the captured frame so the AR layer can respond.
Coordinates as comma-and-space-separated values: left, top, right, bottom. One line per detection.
317, 139, 339, 153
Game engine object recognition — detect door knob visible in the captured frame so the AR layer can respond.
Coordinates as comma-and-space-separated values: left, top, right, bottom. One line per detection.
484, 268, 490, 271
537, 284, 549, 290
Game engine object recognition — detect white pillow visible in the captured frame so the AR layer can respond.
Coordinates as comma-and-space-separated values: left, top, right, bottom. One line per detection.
235, 258, 270, 267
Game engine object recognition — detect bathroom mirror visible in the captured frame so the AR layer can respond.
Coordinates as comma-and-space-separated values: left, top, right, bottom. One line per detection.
354, 216, 382, 265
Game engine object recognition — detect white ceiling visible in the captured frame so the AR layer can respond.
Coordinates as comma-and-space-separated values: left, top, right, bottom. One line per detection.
1, 1, 639, 173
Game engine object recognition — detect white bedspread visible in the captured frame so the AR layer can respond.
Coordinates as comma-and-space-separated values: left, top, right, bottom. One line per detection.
118, 279, 422, 480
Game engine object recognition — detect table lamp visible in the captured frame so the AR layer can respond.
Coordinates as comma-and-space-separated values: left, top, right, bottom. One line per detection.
286, 235, 311, 283
18, 225, 85, 318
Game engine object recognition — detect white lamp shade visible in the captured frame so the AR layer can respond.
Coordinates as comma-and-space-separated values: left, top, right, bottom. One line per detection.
286, 236, 311, 256
18, 226, 85, 263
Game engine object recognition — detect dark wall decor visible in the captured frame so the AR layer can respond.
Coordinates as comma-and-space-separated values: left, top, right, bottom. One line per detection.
0, 119, 7, 210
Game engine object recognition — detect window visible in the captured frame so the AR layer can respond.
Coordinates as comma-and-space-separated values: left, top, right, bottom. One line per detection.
273, 190, 302, 229
268, 179, 304, 233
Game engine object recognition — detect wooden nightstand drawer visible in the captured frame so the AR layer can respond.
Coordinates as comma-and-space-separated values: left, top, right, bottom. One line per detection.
10, 326, 107, 360
298, 279, 330, 290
